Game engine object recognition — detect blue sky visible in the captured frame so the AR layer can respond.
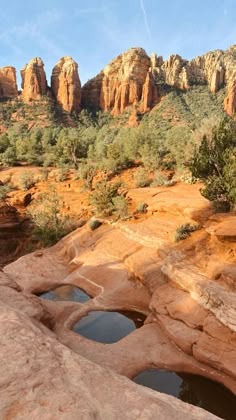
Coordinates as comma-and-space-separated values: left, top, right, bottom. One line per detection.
0, 0, 235, 86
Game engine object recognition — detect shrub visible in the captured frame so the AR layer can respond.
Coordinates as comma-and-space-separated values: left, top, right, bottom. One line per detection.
151, 171, 167, 187
28, 188, 77, 246
0, 184, 12, 199
89, 181, 122, 216
151, 171, 176, 187
56, 167, 68, 182
89, 218, 102, 230
134, 168, 151, 188
18, 172, 36, 191
136, 202, 148, 213
39, 167, 49, 181
77, 162, 97, 190
112, 195, 128, 219
175, 223, 200, 242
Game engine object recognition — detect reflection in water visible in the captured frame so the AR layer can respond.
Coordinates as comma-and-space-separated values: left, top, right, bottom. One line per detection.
133, 369, 236, 420
40, 285, 90, 303
73, 310, 146, 343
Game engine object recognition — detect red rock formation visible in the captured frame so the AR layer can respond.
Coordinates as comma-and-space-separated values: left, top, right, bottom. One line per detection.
0, 66, 18, 98
21, 57, 47, 101
141, 70, 159, 112
128, 106, 139, 127
51, 56, 81, 113
81, 45, 236, 115
224, 81, 236, 115
82, 48, 158, 116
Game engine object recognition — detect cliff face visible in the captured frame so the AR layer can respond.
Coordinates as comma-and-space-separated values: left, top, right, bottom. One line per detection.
51, 56, 81, 113
81, 45, 236, 116
224, 81, 236, 115
0, 66, 18, 98
82, 48, 155, 115
21, 57, 47, 101
1, 44, 236, 116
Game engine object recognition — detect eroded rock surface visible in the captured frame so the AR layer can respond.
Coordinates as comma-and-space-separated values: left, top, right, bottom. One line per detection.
4, 183, 236, 406
21, 57, 48, 101
51, 56, 81, 113
82, 44, 236, 115
0, 66, 18, 98
224, 80, 236, 115
82, 48, 152, 115
0, 271, 220, 419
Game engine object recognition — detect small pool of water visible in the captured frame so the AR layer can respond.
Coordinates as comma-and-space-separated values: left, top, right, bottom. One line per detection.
73, 310, 146, 343
40, 285, 91, 303
133, 369, 236, 420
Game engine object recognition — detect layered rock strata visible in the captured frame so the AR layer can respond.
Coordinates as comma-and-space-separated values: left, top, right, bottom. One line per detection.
1, 44, 236, 115
51, 56, 81, 113
81, 48, 155, 115
0, 66, 18, 98
82, 45, 236, 115
21, 57, 47, 101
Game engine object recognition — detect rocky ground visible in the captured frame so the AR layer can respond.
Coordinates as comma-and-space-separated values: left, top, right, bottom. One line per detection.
1, 174, 235, 418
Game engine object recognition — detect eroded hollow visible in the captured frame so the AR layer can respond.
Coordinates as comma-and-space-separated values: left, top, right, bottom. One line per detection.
133, 369, 236, 420
73, 310, 146, 343
40, 285, 91, 303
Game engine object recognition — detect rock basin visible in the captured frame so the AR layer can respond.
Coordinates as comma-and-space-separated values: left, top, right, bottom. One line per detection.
134, 369, 236, 420
73, 310, 146, 343
40, 284, 91, 303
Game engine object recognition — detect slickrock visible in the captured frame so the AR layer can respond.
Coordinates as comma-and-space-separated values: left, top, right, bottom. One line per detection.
4, 184, 236, 397
3, 183, 236, 417
51, 56, 81, 113
0, 66, 18, 98
21, 57, 47, 101
0, 292, 219, 419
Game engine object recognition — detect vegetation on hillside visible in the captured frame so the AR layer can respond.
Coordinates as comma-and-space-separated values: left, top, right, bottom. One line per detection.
0, 86, 226, 173
191, 117, 236, 211
28, 188, 77, 246
1, 86, 235, 215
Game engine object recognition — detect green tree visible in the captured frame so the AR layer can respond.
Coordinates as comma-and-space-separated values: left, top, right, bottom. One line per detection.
56, 127, 89, 168
191, 118, 236, 211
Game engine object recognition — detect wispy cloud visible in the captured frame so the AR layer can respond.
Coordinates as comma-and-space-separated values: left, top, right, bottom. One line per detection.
0, 9, 64, 59
139, 0, 152, 43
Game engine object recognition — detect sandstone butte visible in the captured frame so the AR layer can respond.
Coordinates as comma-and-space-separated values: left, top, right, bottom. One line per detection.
51, 56, 81, 113
0, 169, 236, 418
81, 44, 236, 115
0, 44, 236, 115
21, 57, 48, 101
0, 66, 18, 98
